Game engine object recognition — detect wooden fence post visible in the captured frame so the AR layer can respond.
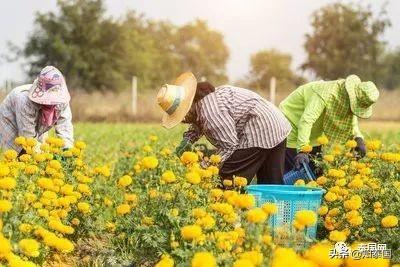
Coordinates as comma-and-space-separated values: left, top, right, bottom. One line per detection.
270, 77, 276, 105
132, 76, 137, 115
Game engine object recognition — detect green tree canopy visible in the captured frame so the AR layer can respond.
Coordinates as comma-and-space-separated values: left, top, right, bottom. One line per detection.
247, 49, 305, 91
302, 3, 390, 82
382, 48, 400, 90
17, 0, 229, 91
174, 20, 229, 85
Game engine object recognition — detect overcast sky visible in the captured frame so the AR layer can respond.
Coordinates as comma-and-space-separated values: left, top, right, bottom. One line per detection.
1, 0, 399, 84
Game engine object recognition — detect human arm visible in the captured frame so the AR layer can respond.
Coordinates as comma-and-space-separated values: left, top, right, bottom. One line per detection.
54, 104, 74, 149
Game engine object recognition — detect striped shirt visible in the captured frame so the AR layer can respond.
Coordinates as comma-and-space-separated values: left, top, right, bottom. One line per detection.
0, 84, 74, 153
184, 85, 291, 162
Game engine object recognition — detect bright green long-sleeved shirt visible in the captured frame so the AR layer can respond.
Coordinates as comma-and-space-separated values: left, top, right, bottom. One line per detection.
279, 80, 363, 150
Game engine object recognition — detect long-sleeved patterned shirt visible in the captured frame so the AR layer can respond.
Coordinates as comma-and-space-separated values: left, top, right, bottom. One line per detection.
279, 80, 363, 150
183, 85, 291, 162
0, 84, 74, 153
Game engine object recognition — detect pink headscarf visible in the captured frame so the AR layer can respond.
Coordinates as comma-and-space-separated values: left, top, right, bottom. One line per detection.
41, 105, 59, 127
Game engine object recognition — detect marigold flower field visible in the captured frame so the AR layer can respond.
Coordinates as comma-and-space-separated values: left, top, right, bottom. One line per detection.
0, 123, 399, 267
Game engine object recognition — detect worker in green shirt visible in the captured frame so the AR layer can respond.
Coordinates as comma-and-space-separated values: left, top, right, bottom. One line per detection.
279, 75, 379, 172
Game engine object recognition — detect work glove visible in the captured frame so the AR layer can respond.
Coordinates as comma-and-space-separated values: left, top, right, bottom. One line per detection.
354, 137, 366, 159
294, 152, 310, 170
175, 138, 192, 157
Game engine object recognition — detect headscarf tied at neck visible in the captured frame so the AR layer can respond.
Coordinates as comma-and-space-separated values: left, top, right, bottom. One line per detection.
41, 105, 59, 127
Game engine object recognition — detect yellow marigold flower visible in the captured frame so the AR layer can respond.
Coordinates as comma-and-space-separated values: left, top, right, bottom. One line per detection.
191, 252, 216, 267
335, 178, 347, 187
317, 135, 329, 145
316, 176, 327, 185
161, 170, 176, 183
365, 139, 381, 151
24, 165, 39, 175
186, 171, 201, 185
74, 140, 86, 150
348, 178, 363, 189
301, 144, 313, 153
294, 179, 305, 186
0, 199, 12, 212
142, 145, 153, 152
77, 202, 91, 214
233, 194, 255, 209
210, 189, 223, 199
261, 203, 278, 215
240, 251, 263, 266
210, 154, 221, 164
141, 156, 159, 169
345, 243, 389, 267
19, 223, 33, 233
381, 215, 398, 228
0, 235, 11, 255
0, 177, 16, 190
323, 154, 335, 162
48, 219, 74, 234
14, 136, 26, 146
18, 238, 40, 257
343, 197, 362, 211
170, 208, 179, 217
294, 210, 317, 227
180, 151, 199, 165
304, 242, 343, 267
345, 140, 357, 149
196, 215, 215, 230
142, 216, 154, 226
4, 149, 18, 160
246, 208, 267, 224
348, 215, 363, 227
207, 165, 219, 175
124, 194, 138, 204
155, 255, 174, 267
329, 230, 347, 242
223, 179, 233, 187
318, 205, 329, 216
181, 225, 202, 241
118, 175, 133, 187
233, 176, 247, 187
25, 137, 37, 147
160, 147, 171, 156
233, 259, 254, 267
0, 164, 10, 177
192, 208, 207, 218
116, 204, 131, 215
324, 192, 338, 202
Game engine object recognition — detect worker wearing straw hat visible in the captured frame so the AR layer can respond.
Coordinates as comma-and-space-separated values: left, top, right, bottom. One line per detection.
0, 66, 74, 154
279, 75, 379, 172
157, 72, 292, 185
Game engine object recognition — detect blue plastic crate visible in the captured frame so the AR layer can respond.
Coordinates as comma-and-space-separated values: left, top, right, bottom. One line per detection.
246, 185, 325, 241
283, 162, 316, 185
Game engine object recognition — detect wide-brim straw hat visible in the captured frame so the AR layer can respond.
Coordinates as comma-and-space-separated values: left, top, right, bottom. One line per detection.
28, 66, 70, 105
157, 72, 197, 129
345, 74, 379, 119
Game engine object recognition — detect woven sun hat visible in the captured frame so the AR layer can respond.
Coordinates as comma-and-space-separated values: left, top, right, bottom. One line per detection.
29, 66, 70, 105
157, 72, 197, 129
345, 74, 379, 119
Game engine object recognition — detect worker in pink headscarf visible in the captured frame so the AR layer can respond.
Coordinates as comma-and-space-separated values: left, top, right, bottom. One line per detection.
0, 66, 74, 155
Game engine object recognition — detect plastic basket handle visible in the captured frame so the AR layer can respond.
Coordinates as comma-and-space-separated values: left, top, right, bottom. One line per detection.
302, 161, 316, 181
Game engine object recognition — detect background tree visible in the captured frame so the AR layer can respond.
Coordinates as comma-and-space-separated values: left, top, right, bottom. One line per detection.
21, 0, 128, 91
247, 49, 305, 91
16, 0, 229, 91
302, 3, 390, 83
173, 20, 229, 85
381, 48, 400, 90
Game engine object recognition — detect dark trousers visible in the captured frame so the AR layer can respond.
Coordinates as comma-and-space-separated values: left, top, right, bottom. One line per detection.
220, 139, 286, 184
284, 146, 322, 174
